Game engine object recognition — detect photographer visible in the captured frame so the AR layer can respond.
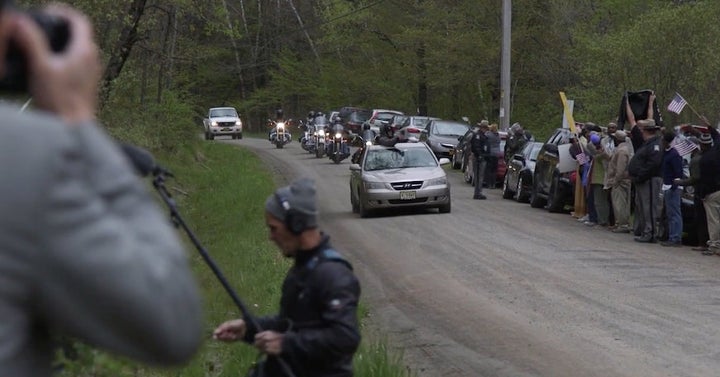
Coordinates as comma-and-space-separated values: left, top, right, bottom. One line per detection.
0, 4, 202, 376
213, 178, 361, 377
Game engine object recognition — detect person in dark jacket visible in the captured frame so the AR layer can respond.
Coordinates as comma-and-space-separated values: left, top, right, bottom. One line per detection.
213, 178, 361, 377
484, 122, 501, 188
376, 122, 403, 147
471, 122, 491, 199
627, 119, 664, 243
697, 127, 720, 254
676, 132, 710, 251
660, 130, 684, 247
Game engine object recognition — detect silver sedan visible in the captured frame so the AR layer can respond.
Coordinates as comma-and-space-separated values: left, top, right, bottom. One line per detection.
349, 143, 451, 217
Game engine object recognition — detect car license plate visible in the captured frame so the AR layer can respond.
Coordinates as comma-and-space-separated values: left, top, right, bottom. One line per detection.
399, 191, 416, 200
221, 128, 232, 131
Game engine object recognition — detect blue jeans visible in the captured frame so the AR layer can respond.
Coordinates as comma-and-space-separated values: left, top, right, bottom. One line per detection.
664, 187, 682, 243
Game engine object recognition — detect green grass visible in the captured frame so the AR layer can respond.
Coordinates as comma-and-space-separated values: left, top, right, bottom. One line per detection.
58, 141, 413, 377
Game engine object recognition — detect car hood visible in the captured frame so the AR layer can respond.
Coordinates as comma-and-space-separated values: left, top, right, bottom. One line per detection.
211, 116, 240, 122
363, 166, 445, 182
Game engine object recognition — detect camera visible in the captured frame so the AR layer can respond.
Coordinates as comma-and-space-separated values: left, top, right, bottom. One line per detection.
0, 1, 69, 92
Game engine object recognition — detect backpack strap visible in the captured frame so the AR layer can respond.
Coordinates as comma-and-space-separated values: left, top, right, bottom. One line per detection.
305, 248, 353, 271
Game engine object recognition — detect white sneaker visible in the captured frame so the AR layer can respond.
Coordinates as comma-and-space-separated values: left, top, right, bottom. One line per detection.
577, 215, 589, 222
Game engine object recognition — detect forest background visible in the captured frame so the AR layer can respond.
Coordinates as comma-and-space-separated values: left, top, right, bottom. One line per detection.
17, 0, 720, 148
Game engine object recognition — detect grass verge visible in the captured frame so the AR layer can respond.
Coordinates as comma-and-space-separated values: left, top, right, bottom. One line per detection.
58, 141, 413, 377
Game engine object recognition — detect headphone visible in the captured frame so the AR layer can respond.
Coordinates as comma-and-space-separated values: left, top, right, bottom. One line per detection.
275, 192, 306, 235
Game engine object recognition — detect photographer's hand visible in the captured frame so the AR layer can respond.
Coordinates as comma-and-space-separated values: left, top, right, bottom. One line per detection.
4, 4, 100, 124
213, 319, 247, 342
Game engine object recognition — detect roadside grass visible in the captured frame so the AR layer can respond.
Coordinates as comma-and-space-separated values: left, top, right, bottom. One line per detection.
58, 141, 412, 377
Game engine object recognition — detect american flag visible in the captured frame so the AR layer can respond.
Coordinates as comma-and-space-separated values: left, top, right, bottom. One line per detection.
670, 137, 698, 156
575, 152, 589, 165
667, 93, 688, 114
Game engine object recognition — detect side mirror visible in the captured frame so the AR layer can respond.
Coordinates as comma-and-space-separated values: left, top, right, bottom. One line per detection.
438, 158, 451, 165
349, 164, 362, 171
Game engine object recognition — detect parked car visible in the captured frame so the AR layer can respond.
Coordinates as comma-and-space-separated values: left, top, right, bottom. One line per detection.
366, 109, 405, 134
398, 116, 440, 142
530, 128, 577, 212
502, 141, 543, 202
338, 106, 372, 133
451, 128, 475, 170
349, 142, 451, 217
421, 120, 470, 158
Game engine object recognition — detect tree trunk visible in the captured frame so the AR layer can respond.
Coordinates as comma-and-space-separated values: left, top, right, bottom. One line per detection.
99, 0, 148, 109
416, 42, 428, 116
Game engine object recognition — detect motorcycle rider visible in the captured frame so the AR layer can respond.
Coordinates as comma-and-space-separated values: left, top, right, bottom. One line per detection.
376, 122, 405, 147
327, 116, 350, 157
268, 108, 290, 143
351, 123, 377, 164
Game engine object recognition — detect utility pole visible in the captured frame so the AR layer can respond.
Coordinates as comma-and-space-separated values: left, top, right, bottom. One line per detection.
500, 0, 511, 131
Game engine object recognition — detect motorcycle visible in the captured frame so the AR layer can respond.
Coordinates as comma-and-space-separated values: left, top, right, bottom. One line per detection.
268, 119, 292, 149
300, 121, 317, 153
314, 127, 327, 159
326, 123, 351, 164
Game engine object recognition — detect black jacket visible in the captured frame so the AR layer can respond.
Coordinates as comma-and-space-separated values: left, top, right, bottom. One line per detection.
627, 135, 663, 183
697, 127, 720, 199
470, 131, 490, 160
244, 236, 361, 377
616, 90, 664, 130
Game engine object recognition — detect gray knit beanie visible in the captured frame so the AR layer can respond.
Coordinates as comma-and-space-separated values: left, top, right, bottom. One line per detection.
264, 178, 318, 230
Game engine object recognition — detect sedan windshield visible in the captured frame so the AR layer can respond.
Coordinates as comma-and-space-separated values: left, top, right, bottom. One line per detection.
432, 122, 469, 136
210, 109, 238, 117
364, 148, 438, 171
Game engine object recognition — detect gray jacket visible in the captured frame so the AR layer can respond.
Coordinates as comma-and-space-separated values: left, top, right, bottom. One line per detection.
0, 107, 203, 376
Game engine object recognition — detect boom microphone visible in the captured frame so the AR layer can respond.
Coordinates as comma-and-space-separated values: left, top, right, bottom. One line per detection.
120, 143, 172, 177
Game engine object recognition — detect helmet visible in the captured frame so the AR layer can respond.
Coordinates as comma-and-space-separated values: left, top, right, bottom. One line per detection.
362, 123, 371, 131
275, 108, 284, 119
510, 122, 522, 134
380, 123, 394, 137
334, 116, 343, 124
308, 110, 315, 118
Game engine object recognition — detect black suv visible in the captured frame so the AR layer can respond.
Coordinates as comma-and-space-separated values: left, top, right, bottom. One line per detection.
530, 128, 576, 212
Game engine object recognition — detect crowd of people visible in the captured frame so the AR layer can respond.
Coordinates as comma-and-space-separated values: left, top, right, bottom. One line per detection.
474, 93, 720, 254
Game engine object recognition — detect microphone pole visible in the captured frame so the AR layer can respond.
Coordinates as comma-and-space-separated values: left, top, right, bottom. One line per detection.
150, 171, 297, 377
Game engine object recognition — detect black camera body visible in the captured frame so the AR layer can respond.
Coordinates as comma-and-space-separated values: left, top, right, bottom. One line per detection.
0, 2, 69, 93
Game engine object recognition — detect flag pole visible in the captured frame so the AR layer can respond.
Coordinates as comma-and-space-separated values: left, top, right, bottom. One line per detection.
676, 92, 709, 126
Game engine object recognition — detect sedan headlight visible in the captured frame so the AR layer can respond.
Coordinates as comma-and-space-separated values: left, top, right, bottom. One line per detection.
211, 121, 218, 126
235, 120, 242, 126
364, 181, 386, 190
426, 176, 447, 186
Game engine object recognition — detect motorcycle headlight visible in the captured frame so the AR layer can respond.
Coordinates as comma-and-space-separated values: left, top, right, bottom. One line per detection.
335, 132, 342, 139
364, 181, 386, 190
366, 141, 372, 146
427, 176, 447, 186
318, 130, 325, 136
277, 122, 285, 129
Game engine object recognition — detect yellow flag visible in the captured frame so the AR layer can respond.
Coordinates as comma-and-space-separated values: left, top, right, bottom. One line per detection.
559, 92, 576, 134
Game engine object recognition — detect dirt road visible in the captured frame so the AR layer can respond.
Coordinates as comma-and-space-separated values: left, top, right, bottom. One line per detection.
231, 138, 720, 377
